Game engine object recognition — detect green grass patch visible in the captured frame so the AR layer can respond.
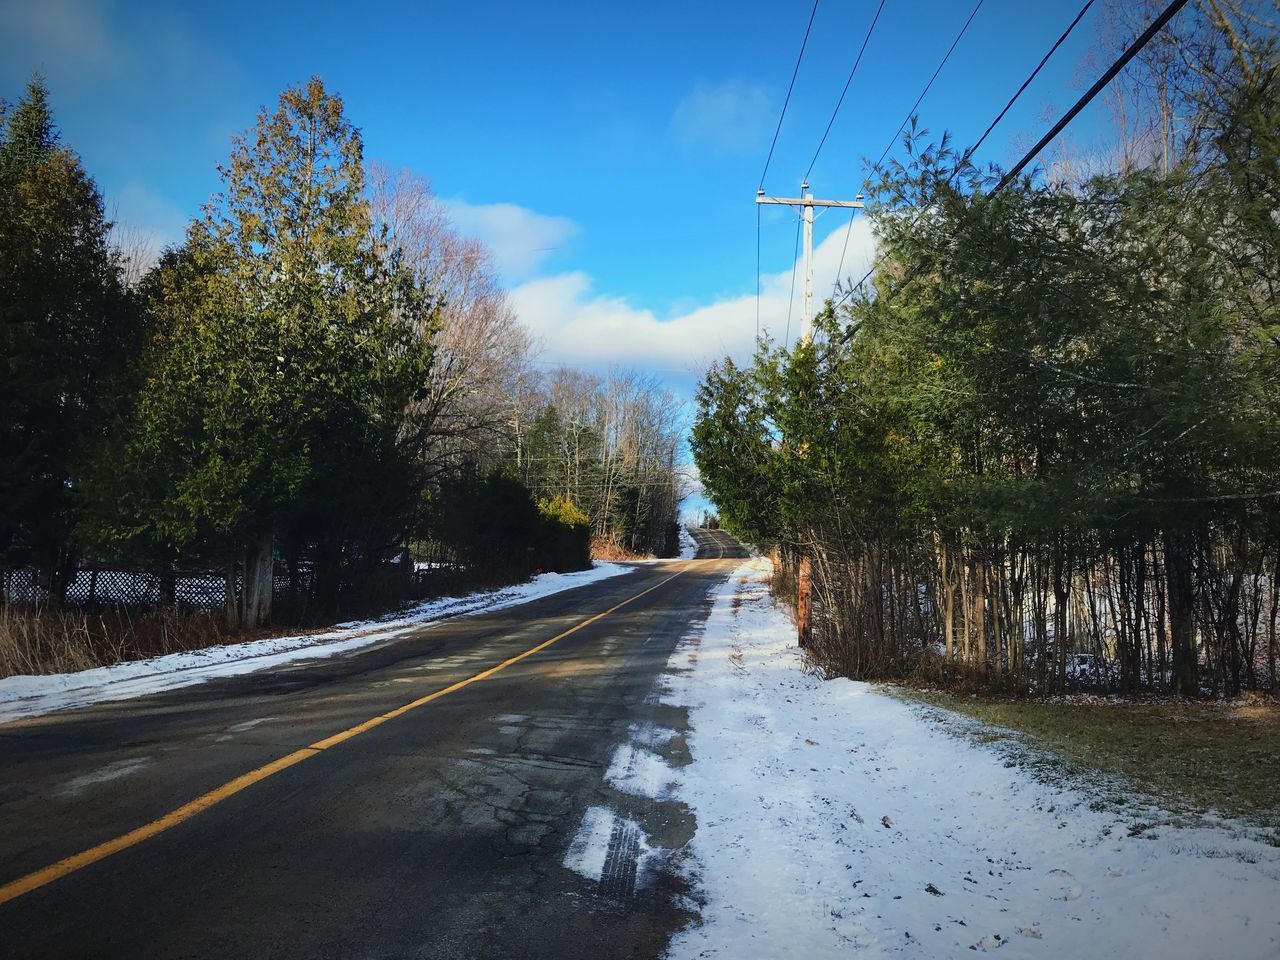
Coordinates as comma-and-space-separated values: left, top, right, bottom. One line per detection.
894, 687, 1280, 836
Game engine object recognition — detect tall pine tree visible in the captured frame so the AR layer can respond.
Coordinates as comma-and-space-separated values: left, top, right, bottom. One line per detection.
96, 78, 435, 628
0, 75, 136, 601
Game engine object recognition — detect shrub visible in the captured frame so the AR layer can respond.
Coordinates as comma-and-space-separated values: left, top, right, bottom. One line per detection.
537, 495, 591, 573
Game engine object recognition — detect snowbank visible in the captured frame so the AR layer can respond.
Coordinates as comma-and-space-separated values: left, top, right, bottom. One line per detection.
677, 525, 699, 560
662, 558, 1280, 959
0, 562, 631, 725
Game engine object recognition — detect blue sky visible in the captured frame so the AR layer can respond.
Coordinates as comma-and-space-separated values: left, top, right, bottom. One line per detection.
1, 0, 1115, 421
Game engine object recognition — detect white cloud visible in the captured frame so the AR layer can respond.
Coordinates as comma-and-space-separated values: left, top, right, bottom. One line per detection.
672, 79, 772, 153
107, 182, 189, 249
2, 0, 246, 105
445, 199, 579, 281
509, 218, 878, 374
0, 0, 114, 75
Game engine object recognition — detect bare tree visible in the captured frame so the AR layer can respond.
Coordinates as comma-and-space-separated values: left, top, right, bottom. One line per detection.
1084, 0, 1232, 175
108, 222, 159, 290
515, 366, 686, 557
367, 162, 535, 489
366, 163, 687, 557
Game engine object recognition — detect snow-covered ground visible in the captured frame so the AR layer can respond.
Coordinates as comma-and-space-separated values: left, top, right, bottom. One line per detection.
678, 525, 699, 560
627, 526, 702, 567
0, 562, 631, 725
661, 558, 1280, 959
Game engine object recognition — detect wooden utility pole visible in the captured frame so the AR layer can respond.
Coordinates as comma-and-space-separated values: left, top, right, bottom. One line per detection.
756, 183, 864, 342
797, 553, 812, 648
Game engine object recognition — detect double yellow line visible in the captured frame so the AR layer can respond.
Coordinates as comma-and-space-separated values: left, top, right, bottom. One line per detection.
0, 565, 698, 907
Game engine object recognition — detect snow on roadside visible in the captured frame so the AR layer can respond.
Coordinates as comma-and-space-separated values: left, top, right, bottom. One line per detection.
0, 563, 632, 725
662, 558, 1280, 959
678, 526, 699, 560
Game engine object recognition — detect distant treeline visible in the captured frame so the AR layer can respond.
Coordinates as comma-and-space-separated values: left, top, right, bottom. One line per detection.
0, 75, 684, 634
694, 5, 1280, 696
513, 368, 685, 560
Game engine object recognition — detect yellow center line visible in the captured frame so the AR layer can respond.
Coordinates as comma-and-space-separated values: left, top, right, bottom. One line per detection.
0, 562, 707, 907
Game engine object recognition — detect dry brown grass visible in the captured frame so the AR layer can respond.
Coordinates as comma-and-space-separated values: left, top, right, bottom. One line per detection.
0, 605, 227, 679
898, 687, 1280, 832
589, 539, 650, 562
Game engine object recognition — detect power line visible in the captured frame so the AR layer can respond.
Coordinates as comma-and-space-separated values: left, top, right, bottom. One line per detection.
872, 0, 984, 170
830, 0, 1190, 346
832, 0, 984, 289
756, 203, 762, 339
756, 0, 821, 345
804, 0, 887, 183
759, 0, 821, 189
785, 212, 802, 343
833, 209, 868, 305
962, 0, 1096, 166
991, 0, 1190, 194
833, 0, 1101, 311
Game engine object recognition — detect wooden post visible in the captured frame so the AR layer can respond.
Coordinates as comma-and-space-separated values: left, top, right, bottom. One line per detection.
797, 553, 812, 648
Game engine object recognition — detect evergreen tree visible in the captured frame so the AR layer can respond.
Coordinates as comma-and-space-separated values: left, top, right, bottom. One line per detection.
92, 78, 435, 628
0, 74, 137, 601
694, 22, 1280, 694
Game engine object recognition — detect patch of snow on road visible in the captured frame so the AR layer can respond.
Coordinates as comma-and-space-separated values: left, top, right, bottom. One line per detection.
225, 716, 274, 733
605, 742, 678, 799
563, 802, 659, 900
663, 557, 1280, 960
56, 756, 153, 797
628, 721, 677, 750
564, 805, 619, 881
0, 563, 632, 725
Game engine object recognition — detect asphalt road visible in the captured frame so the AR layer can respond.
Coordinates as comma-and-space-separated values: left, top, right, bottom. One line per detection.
0, 529, 748, 959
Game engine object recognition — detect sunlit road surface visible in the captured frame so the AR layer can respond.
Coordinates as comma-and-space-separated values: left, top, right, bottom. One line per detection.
0, 529, 747, 959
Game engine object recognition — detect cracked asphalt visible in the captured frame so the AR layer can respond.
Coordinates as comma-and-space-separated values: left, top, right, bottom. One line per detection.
0, 529, 747, 959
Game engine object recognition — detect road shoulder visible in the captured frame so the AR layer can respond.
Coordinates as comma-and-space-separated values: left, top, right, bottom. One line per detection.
0, 562, 634, 725
660, 557, 1280, 959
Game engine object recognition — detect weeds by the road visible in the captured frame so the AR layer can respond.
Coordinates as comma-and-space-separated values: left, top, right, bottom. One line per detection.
0, 605, 227, 678
896, 688, 1280, 838
590, 540, 651, 563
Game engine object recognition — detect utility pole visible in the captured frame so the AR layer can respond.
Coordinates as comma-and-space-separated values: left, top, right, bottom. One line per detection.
756, 183, 863, 342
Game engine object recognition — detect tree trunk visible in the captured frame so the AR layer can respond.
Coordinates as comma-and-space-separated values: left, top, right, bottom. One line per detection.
797, 553, 812, 649
974, 557, 987, 677
1165, 530, 1199, 697
1032, 548, 1048, 691
47, 544, 78, 607
941, 542, 956, 667
242, 533, 274, 629
1268, 556, 1278, 698
1155, 547, 1170, 692
1052, 540, 1070, 692
224, 559, 240, 630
